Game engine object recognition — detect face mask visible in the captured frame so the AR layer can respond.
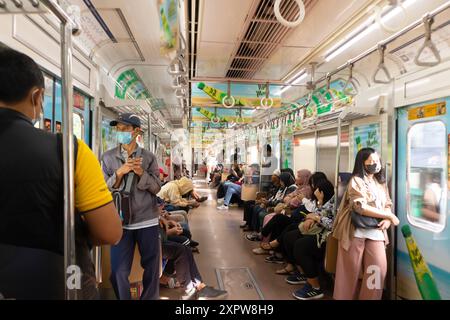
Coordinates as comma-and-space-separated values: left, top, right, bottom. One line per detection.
31, 90, 43, 126
365, 163, 381, 174
117, 131, 133, 145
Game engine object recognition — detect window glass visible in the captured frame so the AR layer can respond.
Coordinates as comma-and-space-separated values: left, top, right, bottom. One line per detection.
407, 121, 447, 232
73, 113, 83, 140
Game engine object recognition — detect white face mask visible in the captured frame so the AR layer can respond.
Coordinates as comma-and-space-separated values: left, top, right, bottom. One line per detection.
31, 89, 44, 126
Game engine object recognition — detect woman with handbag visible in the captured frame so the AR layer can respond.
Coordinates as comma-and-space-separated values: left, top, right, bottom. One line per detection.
332, 148, 399, 300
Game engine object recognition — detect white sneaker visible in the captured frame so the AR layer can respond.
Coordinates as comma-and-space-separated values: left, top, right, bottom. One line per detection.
217, 205, 229, 210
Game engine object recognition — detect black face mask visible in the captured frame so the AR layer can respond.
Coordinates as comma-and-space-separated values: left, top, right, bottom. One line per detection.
365, 163, 381, 174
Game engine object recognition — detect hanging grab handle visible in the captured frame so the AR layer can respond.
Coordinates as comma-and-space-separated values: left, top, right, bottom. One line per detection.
168, 55, 187, 75
211, 107, 220, 124
222, 80, 235, 108
343, 62, 359, 95
274, 0, 305, 28
260, 82, 273, 109
372, 45, 392, 84
414, 14, 441, 67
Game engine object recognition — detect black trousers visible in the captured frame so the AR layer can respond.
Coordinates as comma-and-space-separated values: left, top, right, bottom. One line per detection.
293, 236, 326, 279
243, 201, 255, 225
261, 214, 303, 241
279, 227, 303, 264
162, 241, 202, 290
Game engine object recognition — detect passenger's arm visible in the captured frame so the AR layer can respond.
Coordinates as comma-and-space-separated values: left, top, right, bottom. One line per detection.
136, 153, 161, 195
82, 202, 123, 245
349, 178, 397, 222
77, 141, 123, 245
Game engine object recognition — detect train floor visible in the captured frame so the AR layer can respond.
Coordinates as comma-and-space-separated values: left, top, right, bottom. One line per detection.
159, 178, 333, 300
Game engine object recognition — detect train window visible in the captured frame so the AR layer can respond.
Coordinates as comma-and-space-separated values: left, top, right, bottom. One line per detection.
73, 113, 83, 141
407, 120, 447, 233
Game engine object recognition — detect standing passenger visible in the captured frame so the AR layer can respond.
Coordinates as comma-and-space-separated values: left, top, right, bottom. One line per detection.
332, 148, 399, 300
0, 47, 122, 299
101, 113, 162, 300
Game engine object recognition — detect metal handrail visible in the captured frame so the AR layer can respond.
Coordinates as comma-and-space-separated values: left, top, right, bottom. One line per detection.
40, 0, 80, 300
312, 1, 450, 86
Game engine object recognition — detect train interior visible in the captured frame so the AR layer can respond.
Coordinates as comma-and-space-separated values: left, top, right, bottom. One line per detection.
0, 0, 450, 300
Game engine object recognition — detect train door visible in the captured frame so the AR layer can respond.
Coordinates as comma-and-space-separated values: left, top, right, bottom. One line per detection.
396, 98, 450, 300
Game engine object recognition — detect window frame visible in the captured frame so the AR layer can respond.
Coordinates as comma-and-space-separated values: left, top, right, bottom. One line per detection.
406, 119, 447, 233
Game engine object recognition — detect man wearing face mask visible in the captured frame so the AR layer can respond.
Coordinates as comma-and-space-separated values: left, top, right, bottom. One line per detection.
101, 113, 162, 300
0, 47, 123, 299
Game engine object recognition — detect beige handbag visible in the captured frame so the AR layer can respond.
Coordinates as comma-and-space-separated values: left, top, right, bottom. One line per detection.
324, 234, 339, 274
241, 184, 258, 201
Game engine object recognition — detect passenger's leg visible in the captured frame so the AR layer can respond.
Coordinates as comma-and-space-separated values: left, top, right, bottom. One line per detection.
358, 240, 387, 300
136, 226, 160, 300
268, 214, 293, 241
110, 229, 136, 300
281, 229, 302, 264
223, 184, 241, 206
293, 236, 325, 287
333, 238, 365, 300
162, 241, 193, 291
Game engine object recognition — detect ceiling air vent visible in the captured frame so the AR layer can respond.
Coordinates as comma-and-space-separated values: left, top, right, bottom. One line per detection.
225, 0, 316, 79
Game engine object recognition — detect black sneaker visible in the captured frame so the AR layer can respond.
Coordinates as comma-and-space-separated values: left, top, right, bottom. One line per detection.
264, 255, 284, 264
196, 286, 228, 300
285, 273, 307, 285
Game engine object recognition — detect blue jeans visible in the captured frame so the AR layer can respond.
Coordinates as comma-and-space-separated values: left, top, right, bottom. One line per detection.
223, 182, 242, 206
110, 226, 160, 300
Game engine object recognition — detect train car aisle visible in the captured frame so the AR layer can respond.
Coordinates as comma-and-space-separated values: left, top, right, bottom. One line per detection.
160, 178, 296, 300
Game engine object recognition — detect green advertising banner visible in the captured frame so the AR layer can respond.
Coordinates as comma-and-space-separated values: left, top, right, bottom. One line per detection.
353, 123, 381, 159
115, 69, 153, 101
159, 0, 178, 55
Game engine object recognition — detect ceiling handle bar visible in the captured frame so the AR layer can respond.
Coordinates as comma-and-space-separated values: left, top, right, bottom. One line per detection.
414, 13, 441, 67
312, 1, 450, 87
41, 0, 81, 35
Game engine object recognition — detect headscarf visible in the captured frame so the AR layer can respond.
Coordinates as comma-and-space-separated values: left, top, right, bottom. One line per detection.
279, 172, 296, 188
296, 169, 312, 199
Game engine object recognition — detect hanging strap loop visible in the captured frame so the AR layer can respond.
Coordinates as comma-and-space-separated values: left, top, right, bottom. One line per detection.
372, 45, 392, 84
414, 14, 441, 67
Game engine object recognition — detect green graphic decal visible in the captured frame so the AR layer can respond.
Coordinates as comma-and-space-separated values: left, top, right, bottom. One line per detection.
402, 225, 441, 300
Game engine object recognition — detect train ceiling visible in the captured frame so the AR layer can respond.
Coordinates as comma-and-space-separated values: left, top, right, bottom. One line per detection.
35, 0, 450, 135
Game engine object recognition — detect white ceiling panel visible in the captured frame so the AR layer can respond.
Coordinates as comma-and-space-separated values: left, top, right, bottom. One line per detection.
284, 0, 373, 47
196, 42, 235, 77
199, 0, 254, 43
253, 46, 311, 79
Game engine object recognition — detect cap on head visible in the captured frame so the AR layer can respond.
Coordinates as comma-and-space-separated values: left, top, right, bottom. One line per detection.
110, 113, 141, 128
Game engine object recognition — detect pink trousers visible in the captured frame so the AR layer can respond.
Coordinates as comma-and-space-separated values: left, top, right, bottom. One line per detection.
333, 237, 387, 300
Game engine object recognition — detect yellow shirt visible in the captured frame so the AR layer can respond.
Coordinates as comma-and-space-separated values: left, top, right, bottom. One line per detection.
75, 139, 112, 212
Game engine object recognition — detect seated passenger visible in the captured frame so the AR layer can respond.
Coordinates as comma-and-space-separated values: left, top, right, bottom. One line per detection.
252, 169, 313, 255
157, 177, 201, 212
157, 199, 199, 250
264, 177, 334, 266
159, 221, 228, 300
246, 171, 297, 241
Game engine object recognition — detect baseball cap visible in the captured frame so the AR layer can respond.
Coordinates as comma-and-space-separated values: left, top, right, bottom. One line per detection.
159, 168, 168, 177
110, 113, 141, 128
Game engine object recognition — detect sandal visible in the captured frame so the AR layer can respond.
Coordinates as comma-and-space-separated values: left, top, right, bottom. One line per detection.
260, 242, 274, 250
275, 265, 295, 275
260, 242, 278, 250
